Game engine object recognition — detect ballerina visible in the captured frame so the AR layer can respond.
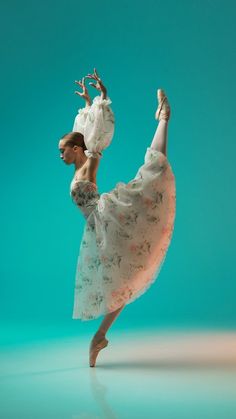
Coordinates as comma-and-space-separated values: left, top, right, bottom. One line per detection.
58, 68, 176, 367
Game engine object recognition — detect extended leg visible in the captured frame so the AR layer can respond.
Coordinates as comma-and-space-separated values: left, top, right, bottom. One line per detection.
150, 89, 171, 156
150, 119, 168, 156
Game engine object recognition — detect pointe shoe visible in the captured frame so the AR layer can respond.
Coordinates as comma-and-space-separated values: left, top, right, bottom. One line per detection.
155, 89, 171, 121
89, 335, 109, 367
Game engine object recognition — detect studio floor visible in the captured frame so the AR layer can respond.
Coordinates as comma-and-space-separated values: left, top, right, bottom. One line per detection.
1, 327, 236, 419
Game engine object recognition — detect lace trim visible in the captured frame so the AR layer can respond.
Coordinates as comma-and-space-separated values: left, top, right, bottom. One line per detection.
84, 150, 102, 159
92, 96, 112, 107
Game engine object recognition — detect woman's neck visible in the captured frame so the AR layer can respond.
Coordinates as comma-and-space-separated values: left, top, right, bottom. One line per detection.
74, 156, 88, 172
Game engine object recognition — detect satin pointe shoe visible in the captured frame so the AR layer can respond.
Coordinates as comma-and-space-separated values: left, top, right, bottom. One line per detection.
89, 335, 109, 367
155, 89, 171, 121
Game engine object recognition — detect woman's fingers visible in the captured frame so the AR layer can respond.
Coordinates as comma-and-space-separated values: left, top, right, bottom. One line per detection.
82, 77, 88, 92
86, 74, 96, 80
75, 78, 87, 87
75, 78, 89, 95
75, 70, 103, 92
94, 68, 101, 80
82, 77, 87, 86
75, 80, 83, 87
79, 69, 101, 83
87, 70, 101, 81
89, 82, 98, 89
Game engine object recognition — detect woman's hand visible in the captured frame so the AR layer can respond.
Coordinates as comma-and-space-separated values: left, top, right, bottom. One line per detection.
74, 77, 92, 107
86, 68, 107, 100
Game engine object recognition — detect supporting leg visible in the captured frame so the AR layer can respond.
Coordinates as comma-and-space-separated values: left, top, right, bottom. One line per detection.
94, 304, 125, 339
89, 305, 125, 367
150, 119, 168, 157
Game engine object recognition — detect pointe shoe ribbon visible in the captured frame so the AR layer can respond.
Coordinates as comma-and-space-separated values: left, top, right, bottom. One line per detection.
89, 336, 109, 367
155, 89, 171, 121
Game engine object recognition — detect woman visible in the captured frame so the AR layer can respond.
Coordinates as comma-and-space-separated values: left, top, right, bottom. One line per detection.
58, 69, 176, 367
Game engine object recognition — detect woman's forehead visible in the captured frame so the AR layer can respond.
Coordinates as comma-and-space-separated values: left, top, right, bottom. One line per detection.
59, 140, 66, 148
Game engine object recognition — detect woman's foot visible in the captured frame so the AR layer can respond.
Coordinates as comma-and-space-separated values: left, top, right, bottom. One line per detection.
155, 89, 171, 121
89, 331, 109, 367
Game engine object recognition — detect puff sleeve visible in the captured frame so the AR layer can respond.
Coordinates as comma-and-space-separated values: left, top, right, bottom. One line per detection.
72, 96, 115, 158
72, 106, 91, 134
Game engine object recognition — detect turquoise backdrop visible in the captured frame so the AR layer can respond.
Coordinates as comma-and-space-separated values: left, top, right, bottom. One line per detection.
1, 0, 235, 339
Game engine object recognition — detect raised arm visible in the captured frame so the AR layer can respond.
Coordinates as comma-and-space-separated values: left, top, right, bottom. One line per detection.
74, 77, 92, 107
85, 152, 101, 183
73, 77, 92, 134
86, 68, 107, 100
72, 69, 115, 180
83, 68, 115, 154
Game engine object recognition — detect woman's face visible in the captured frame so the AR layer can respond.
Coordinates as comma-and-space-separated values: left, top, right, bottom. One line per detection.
58, 140, 77, 165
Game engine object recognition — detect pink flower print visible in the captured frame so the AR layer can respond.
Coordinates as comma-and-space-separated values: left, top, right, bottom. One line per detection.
161, 225, 172, 235
129, 243, 138, 253
111, 288, 126, 304
143, 197, 153, 209
82, 183, 92, 193
118, 212, 126, 223
111, 289, 121, 298
98, 200, 104, 211
158, 153, 167, 165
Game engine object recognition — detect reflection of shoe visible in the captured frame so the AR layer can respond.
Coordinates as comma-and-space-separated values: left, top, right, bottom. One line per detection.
155, 89, 171, 121
89, 335, 109, 367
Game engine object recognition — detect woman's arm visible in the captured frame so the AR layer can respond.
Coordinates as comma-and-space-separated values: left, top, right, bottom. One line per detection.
74, 77, 92, 107
86, 68, 107, 100
86, 154, 100, 181
75, 69, 114, 178
84, 69, 114, 153
72, 77, 92, 133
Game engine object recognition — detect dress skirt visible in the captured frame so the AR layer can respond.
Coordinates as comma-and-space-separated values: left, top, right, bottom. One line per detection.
72, 146, 176, 321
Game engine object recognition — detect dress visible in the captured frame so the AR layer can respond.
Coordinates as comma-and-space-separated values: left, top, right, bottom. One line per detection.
70, 97, 176, 321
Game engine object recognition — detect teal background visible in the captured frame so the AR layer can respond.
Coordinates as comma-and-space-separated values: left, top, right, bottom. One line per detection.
1, 0, 236, 339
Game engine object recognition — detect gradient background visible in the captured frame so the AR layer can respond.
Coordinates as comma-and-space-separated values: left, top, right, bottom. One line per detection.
1, 0, 236, 342
1, 2, 236, 418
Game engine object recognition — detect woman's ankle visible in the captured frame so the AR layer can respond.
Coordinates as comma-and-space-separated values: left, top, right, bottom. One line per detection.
94, 329, 106, 339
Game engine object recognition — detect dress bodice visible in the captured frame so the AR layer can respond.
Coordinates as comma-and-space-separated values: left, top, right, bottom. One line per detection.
70, 179, 100, 219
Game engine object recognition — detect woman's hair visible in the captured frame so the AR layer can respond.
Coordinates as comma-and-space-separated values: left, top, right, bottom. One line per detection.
61, 132, 87, 152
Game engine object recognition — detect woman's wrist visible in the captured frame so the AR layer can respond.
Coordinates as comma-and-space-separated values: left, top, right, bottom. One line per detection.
101, 86, 107, 100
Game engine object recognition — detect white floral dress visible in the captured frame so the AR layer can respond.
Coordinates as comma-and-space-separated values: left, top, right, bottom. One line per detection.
69, 96, 176, 320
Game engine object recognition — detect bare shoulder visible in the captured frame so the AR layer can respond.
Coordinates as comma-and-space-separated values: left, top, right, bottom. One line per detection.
74, 157, 100, 185
74, 171, 97, 186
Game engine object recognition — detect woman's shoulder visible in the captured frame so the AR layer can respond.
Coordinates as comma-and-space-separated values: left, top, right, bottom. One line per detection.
73, 172, 97, 185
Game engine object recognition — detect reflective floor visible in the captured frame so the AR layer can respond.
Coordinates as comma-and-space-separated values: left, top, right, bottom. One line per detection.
1, 329, 236, 419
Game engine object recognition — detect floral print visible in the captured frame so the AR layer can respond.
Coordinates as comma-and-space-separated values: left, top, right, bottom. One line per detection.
70, 146, 176, 321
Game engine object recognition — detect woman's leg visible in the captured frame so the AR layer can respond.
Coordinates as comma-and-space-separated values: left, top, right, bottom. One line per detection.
94, 304, 125, 340
150, 119, 168, 157
89, 304, 125, 367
